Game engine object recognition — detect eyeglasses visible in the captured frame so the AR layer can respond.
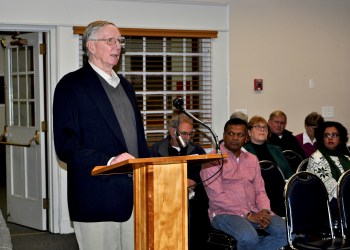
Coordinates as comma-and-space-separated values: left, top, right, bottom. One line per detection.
253, 125, 268, 131
178, 131, 193, 137
272, 120, 286, 126
89, 37, 125, 47
323, 133, 340, 139
226, 132, 246, 138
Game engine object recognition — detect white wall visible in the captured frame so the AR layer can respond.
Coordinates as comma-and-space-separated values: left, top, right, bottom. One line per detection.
0, 0, 229, 233
4, 0, 350, 234
229, 0, 350, 136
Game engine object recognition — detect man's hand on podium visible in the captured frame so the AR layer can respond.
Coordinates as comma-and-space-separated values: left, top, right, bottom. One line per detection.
187, 178, 196, 188
188, 178, 196, 200
109, 152, 135, 166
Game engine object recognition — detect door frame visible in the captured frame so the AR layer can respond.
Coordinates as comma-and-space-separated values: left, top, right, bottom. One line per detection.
0, 24, 61, 233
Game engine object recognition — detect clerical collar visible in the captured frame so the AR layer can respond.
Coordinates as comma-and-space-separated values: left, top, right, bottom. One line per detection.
89, 61, 120, 88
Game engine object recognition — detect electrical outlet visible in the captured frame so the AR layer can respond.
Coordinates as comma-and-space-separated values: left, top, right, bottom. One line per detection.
322, 106, 335, 118
309, 79, 315, 89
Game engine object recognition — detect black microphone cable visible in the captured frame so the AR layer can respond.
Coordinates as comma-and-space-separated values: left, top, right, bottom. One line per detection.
187, 141, 225, 191
173, 97, 221, 154
172, 98, 225, 190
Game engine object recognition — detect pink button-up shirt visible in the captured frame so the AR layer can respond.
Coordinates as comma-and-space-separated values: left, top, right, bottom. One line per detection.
200, 144, 271, 221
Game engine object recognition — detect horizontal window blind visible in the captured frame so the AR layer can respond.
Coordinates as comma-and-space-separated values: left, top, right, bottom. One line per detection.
77, 28, 214, 148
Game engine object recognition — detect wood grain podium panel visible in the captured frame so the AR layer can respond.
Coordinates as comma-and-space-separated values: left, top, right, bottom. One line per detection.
91, 154, 225, 250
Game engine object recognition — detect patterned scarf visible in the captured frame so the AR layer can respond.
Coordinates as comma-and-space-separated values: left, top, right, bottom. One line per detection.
318, 145, 350, 181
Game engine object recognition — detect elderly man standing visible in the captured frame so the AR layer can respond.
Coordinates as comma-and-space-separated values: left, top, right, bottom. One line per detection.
53, 20, 150, 250
201, 118, 287, 250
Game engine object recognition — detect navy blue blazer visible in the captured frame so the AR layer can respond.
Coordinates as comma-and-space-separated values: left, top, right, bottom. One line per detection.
53, 64, 150, 222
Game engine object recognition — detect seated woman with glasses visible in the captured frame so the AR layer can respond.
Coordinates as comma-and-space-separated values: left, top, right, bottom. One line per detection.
244, 115, 294, 179
307, 121, 350, 222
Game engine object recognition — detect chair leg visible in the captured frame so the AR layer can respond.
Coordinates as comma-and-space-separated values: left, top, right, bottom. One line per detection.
206, 228, 237, 250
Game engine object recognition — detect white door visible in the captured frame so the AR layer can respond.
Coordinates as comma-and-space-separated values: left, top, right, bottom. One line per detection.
4, 32, 46, 230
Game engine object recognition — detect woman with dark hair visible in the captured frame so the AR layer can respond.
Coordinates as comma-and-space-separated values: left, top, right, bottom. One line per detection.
307, 121, 350, 222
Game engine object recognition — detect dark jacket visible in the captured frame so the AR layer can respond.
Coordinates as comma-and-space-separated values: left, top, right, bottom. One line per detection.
268, 129, 306, 159
150, 135, 206, 182
244, 141, 294, 179
53, 64, 150, 222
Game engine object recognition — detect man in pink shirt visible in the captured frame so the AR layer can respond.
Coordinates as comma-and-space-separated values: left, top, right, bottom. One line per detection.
201, 118, 287, 250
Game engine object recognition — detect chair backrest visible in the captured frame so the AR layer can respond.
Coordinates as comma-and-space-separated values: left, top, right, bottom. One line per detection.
338, 169, 350, 239
259, 160, 286, 217
284, 172, 334, 244
282, 149, 304, 172
296, 158, 309, 172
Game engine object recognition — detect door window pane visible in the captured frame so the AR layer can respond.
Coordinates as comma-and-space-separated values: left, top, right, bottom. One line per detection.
19, 75, 27, 99
20, 101, 27, 126
18, 47, 26, 72
9, 45, 36, 127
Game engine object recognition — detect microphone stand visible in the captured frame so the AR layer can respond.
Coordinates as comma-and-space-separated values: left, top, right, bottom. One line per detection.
173, 98, 224, 188
176, 106, 221, 154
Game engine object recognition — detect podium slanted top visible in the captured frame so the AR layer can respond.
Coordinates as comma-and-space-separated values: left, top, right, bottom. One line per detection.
91, 153, 226, 176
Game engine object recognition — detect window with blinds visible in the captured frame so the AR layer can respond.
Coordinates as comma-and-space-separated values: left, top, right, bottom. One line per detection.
78, 32, 214, 148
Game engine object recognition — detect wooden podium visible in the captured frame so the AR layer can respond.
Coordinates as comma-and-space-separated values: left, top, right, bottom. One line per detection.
91, 154, 224, 250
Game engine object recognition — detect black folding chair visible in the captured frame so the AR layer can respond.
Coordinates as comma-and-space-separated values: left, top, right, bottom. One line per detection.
296, 158, 309, 172
282, 149, 304, 172
259, 160, 286, 217
206, 226, 269, 249
285, 172, 349, 249
338, 169, 350, 240
206, 228, 237, 250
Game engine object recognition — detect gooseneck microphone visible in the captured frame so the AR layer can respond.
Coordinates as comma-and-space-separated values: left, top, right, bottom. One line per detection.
173, 97, 185, 111
173, 97, 221, 153
176, 129, 186, 148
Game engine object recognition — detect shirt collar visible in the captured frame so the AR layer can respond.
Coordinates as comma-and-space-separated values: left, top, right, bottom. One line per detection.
89, 61, 120, 88
303, 131, 316, 144
221, 143, 248, 159
241, 147, 248, 153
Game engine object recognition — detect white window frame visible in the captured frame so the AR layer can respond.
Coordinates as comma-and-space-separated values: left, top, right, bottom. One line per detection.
75, 27, 217, 148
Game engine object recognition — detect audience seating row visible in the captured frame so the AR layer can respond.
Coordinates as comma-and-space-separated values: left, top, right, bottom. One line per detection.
206, 167, 350, 250
285, 171, 350, 249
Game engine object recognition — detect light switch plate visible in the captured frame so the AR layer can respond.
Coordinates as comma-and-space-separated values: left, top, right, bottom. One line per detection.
322, 106, 335, 118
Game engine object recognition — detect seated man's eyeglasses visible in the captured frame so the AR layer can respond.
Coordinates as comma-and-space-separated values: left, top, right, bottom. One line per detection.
178, 131, 193, 137
89, 37, 125, 47
272, 120, 286, 126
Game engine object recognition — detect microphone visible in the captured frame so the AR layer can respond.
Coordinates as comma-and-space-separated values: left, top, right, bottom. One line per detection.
173, 97, 184, 111
173, 98, 221, 153
176, 129, 186, 148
